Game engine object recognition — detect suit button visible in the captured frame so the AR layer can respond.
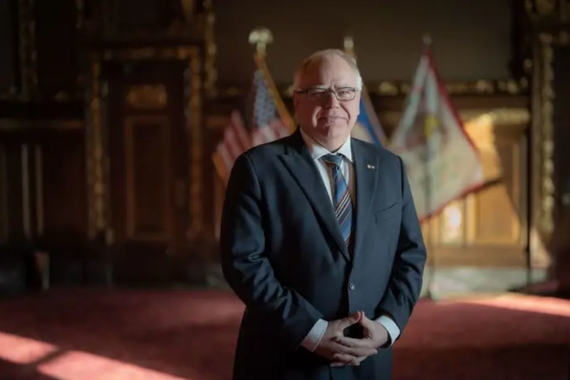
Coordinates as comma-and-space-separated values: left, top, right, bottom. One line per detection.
349, 283, 355, 290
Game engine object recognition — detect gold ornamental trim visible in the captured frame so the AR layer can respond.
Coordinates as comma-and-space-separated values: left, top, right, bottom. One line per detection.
126, 85, 168, 109
532, 31, 569, 245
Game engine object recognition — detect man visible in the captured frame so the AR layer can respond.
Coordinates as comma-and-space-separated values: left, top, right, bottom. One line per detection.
220, 49, 426, 380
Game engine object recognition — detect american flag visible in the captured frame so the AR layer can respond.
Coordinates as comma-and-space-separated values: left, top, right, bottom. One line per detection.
213, 110, 250, 181
247, 70, 291, 146
213, 68, 291, 183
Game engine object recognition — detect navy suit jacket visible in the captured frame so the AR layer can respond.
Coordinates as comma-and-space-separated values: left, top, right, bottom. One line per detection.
220, 129, 426, 380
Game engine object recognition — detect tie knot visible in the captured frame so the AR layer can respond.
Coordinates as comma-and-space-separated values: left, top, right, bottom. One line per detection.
322, 154, 344, 168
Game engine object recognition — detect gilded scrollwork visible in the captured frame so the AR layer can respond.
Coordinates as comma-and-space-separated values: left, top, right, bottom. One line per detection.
203, 0, 218, 98
86, 54, 105, 238
182, 47, 204, 238
532, 31, 569, 245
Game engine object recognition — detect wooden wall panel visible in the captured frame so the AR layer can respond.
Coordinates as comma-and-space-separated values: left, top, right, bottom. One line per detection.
5, 141, 24, 237
41, 131, 87, 237
473, 186, 520, 245
115, 0, 180, 31
0, 128, 87, 243
0, 0, 18, 96
125, 116, 171, 241
0, 144, 8, 240
34, 0, 78, 99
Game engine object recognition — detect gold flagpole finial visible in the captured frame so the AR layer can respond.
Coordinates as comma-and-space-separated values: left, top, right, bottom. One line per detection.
343, 35, 356, 59
249, 27, 273, 57
422, 33, 433, 47
344, 35, 354, 52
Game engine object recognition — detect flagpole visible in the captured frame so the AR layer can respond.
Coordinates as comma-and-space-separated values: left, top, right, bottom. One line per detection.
422, 33, 437, 301
249, 28, 296, 133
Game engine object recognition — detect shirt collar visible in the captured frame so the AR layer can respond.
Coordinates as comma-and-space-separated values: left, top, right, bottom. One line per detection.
300, 128, 353, 163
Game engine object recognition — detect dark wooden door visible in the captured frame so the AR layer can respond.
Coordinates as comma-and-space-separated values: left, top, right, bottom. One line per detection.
104, 60, 189, 282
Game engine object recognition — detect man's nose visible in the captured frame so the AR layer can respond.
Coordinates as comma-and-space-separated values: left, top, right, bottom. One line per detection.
323, 91, 340, 108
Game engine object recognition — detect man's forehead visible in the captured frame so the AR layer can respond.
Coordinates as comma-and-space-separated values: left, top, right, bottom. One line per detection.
297, 59, 357, 87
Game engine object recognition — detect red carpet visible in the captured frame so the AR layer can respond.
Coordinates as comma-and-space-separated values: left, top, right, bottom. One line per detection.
0, 288, 568, 379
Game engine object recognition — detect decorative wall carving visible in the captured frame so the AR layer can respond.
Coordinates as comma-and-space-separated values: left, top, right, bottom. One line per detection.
531, 31, 569, 249
126, 85, 168, 109
86, 46, 203, 239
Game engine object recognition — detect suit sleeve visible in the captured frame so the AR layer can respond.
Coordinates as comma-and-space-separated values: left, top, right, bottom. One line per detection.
220, 153, 323, 351
375, 156, 427, 337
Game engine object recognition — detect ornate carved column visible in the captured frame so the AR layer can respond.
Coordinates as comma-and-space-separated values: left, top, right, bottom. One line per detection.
527, 0, 570, 292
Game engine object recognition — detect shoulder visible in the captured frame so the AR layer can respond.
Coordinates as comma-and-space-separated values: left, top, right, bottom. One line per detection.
352, 138, 402, 167
233, 134, 292, 171
246, 137, 288, 159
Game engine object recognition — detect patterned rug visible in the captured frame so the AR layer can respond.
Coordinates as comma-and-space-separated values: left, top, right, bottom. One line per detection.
0, 288, 568, 379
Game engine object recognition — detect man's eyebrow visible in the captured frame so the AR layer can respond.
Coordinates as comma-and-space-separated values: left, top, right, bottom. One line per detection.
305, 84, 355, 89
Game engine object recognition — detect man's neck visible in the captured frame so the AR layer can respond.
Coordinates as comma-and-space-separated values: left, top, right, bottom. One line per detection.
300, 128, 349, 153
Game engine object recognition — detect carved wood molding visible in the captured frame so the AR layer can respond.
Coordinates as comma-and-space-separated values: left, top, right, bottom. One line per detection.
126, 85, 168, 109
0, 119, 83, 131
86, 45, 203, 240
531, 31, 569, 248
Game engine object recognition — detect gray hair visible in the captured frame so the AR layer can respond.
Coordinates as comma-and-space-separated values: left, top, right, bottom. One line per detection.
293, 49, 363, 91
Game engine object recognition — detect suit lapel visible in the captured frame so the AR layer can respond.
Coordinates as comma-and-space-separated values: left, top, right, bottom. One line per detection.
279, 131, 351, 261
352, 140, 378, 261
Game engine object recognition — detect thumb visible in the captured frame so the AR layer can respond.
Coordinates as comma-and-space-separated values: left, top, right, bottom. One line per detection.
359, 312, 374, 329
340, 311, 362, 328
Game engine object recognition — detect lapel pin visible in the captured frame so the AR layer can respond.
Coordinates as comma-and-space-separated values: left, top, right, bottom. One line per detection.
367, 164, 375, 169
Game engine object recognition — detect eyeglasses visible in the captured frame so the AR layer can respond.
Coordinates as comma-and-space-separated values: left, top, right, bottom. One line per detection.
295, 87, 360, 101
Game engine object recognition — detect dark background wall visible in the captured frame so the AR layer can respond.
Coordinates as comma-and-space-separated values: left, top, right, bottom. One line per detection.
215, 0, 514, 85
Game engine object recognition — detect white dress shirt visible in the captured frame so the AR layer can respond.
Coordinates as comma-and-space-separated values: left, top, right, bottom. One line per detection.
298, 128, 401, 352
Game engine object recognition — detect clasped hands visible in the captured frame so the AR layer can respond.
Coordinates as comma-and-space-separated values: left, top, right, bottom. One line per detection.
314, 311, 389, 367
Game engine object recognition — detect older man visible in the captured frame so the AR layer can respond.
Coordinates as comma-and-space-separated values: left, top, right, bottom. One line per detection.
220, 49, 426, 380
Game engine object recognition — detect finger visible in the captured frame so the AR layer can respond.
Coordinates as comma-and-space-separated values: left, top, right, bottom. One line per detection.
339, 311, 362, 329
330, 362, 360, 367
358, 312, 375, 330
355, 356, 367, 363
331, 353, 358, 365
332, 356, 367, 367
334, 336, 376, 350
332, 342, 377, 357
332, 353, 361, 366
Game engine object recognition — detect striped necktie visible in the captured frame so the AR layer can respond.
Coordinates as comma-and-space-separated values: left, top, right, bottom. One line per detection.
322, 154, 353, 248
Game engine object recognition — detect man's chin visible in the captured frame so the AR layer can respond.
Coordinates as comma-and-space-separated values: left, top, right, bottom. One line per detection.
319, 124, 350, 138
317, 120, 346, 130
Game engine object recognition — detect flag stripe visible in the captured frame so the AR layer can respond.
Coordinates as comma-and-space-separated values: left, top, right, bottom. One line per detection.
212, 62, 293, 183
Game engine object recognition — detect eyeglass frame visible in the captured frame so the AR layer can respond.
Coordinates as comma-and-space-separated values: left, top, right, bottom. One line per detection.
294, 86, 361, 102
